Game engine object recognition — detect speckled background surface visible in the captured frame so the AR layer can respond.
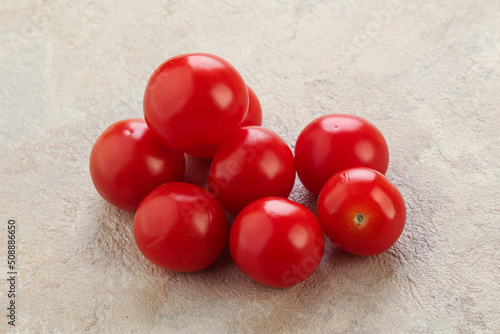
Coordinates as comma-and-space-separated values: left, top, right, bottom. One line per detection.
1, 1, 499, 333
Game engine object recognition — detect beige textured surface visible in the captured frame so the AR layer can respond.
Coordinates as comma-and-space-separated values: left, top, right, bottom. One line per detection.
1, 0, 499, 333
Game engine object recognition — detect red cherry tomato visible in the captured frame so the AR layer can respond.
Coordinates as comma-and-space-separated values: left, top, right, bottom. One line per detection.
295, 114, 389, 196
187, 85, 263, 159
208, 126, 295, 215
134, 182, 228, 272
240, 86, 263, 127
143, 53, 249, 151
317, 167, 406, 256
230, 197, 324, 288
89, 119, 185, 211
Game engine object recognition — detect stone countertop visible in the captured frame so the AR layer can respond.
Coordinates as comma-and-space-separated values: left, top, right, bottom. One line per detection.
1, 1, 499, 333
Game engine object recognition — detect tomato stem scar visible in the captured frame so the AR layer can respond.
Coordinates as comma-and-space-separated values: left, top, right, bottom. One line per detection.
354, 213, 366, 225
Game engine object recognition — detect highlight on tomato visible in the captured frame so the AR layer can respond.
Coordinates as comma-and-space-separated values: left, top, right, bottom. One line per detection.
187, 85, 263, 159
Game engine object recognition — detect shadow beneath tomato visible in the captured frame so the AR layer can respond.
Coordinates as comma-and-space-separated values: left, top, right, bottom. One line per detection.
289, 180, 318, 215
322, 241, 404, 290
205, 243, 234, 273
89, 198, 175, 277
226, 211, 237, 227
183, 154, 212, 189
172, 243, 240, 286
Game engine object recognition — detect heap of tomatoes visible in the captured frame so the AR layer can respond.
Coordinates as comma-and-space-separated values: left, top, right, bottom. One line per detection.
90, 53, 406, 288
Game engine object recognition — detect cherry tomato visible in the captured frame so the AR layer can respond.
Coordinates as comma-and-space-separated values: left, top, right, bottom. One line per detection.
240, 85, 263, 127
317, 167, 406, 256
295, 114, 389, 196
143, 53, 248, 151
187, 85, 263, 159
89, 119, 185, 211
230, 197, 324, 288
208, 126, 295, 215
134, 182, 228, 272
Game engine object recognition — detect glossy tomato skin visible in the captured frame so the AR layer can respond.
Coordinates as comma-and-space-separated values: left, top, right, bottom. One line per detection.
134, 182, 228, 272
187, 85, 263, 159
208, 126, 295, 215
144, 53, 248, 152
295, 114, 389, 196
89, 119, 185, 211
317, 167, 406, 256
230, 197, 324, 288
